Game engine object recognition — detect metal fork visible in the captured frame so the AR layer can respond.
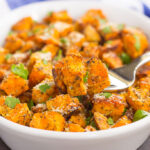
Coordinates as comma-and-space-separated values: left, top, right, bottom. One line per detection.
105, 52, 150, 91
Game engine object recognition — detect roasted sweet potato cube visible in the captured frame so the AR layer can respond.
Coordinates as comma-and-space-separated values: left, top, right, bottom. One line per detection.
0, 64, 10, 81
32, 103, 47, 113
112, 115, 132, 128
0, 96, 11, 117
66, 123, 85, 132
0, 47, 8, 64
94, 112, 110, 130
6, 103, 31, 125
80, 9, 107, 29
4, 35, 24, 53
102, 51, 123, 69
44, 10, 72, 23
6, 52, 30, 64
99, 23, 122, 41
84, 25, 101, 42
28, 51, 52, 71
29, 60, 53, 87
20, 41, 35, 52
85, 125, 96, 132
127, 87, 150, 111
52, 61, 66, 93
122, 27, 148, 58
69, 113, 86, 127
42, 44, 59, 59
0, 73, 29, 96
61, 55, 87, 96
32, 78, 56, 104
12, 17, 33, 31
102, 39, 123, 55
136, 62, 150, 78
86, 58, 110, 94
92, 94, 126, 121
53, 21, 74, 37
30, 111, 65, 131
67, 31, 85, 48
80, 42, 101, 58
46, 94, 82, 116
36, 28, 60, 46
66, 45, 81, 56
138, 76, 150, 90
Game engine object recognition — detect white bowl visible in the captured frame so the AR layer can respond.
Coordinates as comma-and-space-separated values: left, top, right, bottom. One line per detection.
0, 1, 150, 150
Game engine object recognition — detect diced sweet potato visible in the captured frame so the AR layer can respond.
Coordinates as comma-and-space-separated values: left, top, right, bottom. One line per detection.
136, 62, 150, 78
99, 23, 122, 41
0, 47, 8, 64
61, 55, 87, 96
102, 39, 123, 55
36, 28, 60, 46
84, 25, 101, 42
127, 87, 150, 111
18, 92, 31, 103
80, 42, 101, 58
102, 51, 123, 69
86, 58, 110, 94
29, 60, 53, 87
94, 112, 110, 130
92, 94, 126, 121
0, 96, 11, 117
42, 44, 59, 59
138, 76, 150, 90
32, 103, 47, 113
53, 21, 74, 37
52, 61, 66, 93
46, 94, 82, 116
112, 115, 132, 128
122, 27, 148, 58
32, 78, 56, 103
67, 31, 85, 48
28, 51, 52, 71
12, 17, 33, 31
85, 125, 96, 132
44, 10, 72, 23
6, 103, 31, 125
69, 113, 86, 127
66, 123, 85, 132
80, 9, 107, 29
30, 111, 65, 131
4, 35, 24, 53
6, 52, 30, 64
0, 73, 29, 96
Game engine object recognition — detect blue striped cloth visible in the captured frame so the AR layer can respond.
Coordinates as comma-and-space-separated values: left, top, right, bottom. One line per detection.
3, 0, 150, 17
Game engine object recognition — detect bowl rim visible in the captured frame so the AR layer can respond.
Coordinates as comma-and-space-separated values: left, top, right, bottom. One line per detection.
0, 0, 150, 139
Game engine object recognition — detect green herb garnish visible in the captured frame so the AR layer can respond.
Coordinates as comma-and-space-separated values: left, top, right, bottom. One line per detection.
98, 17, 107, 25
123, 108, 127, 115
60, 38, 68, 44
83, 71, 89, 83
54, 49, 62, 61
133, 110, 149, 122
39, 83, 51, 93
102, 26, 112, 34
133, 34, 141, 51
75, 96, 82, 102
105, 40, 113, 44
5, 96, 20, 109
117, 24, 124, 31
5, 54, 12, 61
120, 52, 131, 64
47, 11, 53, 16
33, 28, 41, 34
8, 31, 14, 36
42, 59, 48, 65
11, 64, 29, 80
107, 117, 114, 125
27, 100, 34, 110
99, 92, 112, 98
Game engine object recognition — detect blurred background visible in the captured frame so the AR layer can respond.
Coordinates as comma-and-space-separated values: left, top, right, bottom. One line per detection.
0, 0, 150, 18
